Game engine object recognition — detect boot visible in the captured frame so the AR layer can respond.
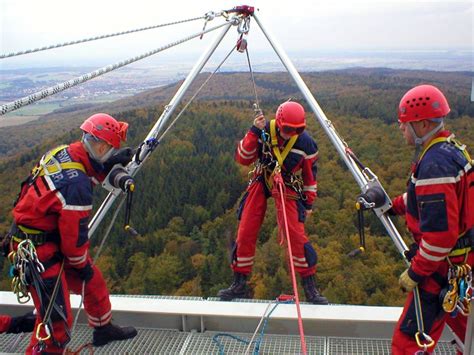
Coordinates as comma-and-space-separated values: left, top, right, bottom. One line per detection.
217, 272, 250, 301
302, 275, 328, 305
7, 311, 36, 334
93, 322, 138, 347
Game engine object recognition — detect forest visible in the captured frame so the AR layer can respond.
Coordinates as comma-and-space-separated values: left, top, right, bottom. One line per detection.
0, 68, 473, 307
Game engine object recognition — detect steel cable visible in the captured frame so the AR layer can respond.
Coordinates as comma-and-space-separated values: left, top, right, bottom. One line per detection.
0, 21, 230, 116
0, 16, 206, 59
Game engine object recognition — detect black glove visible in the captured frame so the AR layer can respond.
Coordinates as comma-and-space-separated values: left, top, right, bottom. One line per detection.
357, 186, 386, 210
404, 242, 419, 262
7, 312, 36, 334
104, 147, 134, 172
76, 262, 94, 283
1, 232, 11, 257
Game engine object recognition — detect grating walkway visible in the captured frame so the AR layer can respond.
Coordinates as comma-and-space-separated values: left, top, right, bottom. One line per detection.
0, 325, 457, 354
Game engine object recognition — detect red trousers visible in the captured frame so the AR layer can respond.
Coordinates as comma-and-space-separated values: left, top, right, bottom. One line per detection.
392, 251, 474, 355
21, 253, 112, 354
232, 179, 317, 277
0, 315, 11, 333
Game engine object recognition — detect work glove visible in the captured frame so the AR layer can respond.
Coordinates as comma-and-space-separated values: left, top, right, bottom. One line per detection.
7, 311, 36, 334
76, 262, 94, 283
399, 268, 418, 292
356, 186, 386, 210
103, 147, 134, 172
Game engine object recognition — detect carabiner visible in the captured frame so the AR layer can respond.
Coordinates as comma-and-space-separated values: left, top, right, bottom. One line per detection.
36, 322, 51, 342
415, 332, 435, 351
238, 16, 250, 34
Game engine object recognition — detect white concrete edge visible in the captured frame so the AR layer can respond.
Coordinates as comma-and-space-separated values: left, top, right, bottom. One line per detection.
1, 291, 402, 323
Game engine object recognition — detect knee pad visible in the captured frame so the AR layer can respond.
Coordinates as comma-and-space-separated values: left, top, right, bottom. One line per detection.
304, 242, 318, 267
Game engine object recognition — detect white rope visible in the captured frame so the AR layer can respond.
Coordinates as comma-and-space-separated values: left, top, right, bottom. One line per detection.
0, 21, 230, 116
0, 16, 205, 59
244, 301, 273, 355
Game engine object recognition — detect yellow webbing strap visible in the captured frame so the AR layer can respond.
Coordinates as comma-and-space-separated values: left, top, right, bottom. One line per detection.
270, 119, 298, 166
419, 135, 473, 164
31, 145, 86, 177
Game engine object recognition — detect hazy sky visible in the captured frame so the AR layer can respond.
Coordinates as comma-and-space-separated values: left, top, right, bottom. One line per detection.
0, 0, 472, 68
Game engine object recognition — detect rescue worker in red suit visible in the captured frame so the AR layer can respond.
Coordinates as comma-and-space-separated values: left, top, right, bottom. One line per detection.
386, 85, 474, 354
7, 113, 137, 353
0, 313, 35, 334
218, 101, 328, 304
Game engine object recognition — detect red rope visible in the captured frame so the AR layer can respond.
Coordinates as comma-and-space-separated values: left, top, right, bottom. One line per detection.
274, 171, 307, 355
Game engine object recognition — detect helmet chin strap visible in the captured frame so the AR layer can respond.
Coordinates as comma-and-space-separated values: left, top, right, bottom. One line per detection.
407, 121, 444, 164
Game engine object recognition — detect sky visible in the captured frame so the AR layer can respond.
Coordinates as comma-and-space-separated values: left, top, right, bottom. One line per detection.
0, 0, 472, 69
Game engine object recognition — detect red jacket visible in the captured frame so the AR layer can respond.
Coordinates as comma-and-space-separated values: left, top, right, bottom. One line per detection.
391, 130, 474, 281
236, 123, 318, 209
13, 142, 103, 269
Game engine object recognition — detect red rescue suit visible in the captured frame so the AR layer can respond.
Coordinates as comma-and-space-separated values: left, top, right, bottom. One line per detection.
10, 142, 112, 354
233, 122, 319, 277
0, 315, 11, 333
390, 131, 474, 354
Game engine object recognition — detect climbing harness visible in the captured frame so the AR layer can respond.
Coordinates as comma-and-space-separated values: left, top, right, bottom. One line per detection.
8, 238, 70, 351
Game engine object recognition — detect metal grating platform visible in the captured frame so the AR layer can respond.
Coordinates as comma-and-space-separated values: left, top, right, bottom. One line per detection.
0, 326, 457, 354
326, 337, 456, 355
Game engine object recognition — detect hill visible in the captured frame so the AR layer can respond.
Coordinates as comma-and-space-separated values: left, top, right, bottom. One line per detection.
1, 68, 472, 159
0, 68, 473, 306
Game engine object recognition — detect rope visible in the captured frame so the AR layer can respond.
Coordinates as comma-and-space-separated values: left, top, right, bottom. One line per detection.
244, 302, 273, 355
274, 168, 307, 355
252, 301, 290, 355
244, 47, 260, 111
0, 21, 230, 116
0, 16, 206, 59
212, 333, 250, 355
157, 43, 236, 141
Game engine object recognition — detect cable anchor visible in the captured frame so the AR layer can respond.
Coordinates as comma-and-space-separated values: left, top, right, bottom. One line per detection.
200, 12, 216, 40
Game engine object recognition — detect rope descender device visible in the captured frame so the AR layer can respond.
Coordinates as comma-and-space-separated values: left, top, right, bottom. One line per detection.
124, 181, 139, 237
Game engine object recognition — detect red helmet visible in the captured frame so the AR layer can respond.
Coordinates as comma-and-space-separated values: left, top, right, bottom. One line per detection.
275, 101, 306, 135
80, 113, 128, 149
398, 85, 450, 123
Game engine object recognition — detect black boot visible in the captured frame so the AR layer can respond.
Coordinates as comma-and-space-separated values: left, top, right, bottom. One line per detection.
217, 272, 250, 301
302, 275, 328, 305
93, 322, 138, 347
7, 312, 36, 334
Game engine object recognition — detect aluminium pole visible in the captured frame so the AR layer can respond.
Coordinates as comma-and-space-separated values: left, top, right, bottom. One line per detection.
88, 19, 235, 237
252, 12, 409, 258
